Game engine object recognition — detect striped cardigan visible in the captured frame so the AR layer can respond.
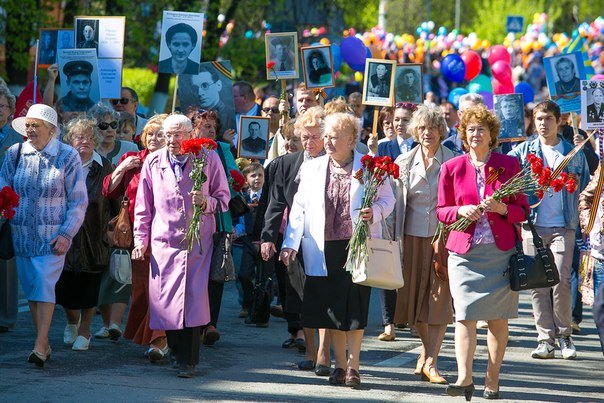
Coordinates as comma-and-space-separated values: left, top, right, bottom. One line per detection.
0, 137, 88, 257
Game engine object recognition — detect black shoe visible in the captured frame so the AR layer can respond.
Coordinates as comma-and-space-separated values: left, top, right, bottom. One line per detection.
294, 338, 306, 353
176, 364, 195, 378
0, 326, 9, 333
256, 322, 269, 328
345, 368, 361, 389
329, 368, 346, 385
297, 359, 315, 371
315, 364, 331, 376
483, 389, 500, 399
282, 338, 296, 348
446, 384, 475, 401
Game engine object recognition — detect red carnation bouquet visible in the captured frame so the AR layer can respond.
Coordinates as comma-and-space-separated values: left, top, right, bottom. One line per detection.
444, 153, 578, 234
181, 138, 218, 253
346, 155, 399, 272
0, 186, 20, 220
229, 169, 246, 192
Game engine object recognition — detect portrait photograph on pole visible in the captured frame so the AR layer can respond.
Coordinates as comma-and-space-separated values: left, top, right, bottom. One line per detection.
38, 29, 59, 68
581, 80, 604, 131
544, 51, 586, 113
394, 63, 423, 105
57, 49, 101, 112
300, 45, 335, 89
238, 116, 270, 159
362, 58, 396, 107
494, 93, 525, 141
265, 32, 299, 80
158, 10, 204, 76
178, 61, 236, 136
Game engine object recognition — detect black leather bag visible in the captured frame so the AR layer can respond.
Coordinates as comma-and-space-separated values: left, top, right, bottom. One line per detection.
209, 210, 235, 283
248, 242, 272, 325
0, 144, 22, 260
228, 193, 250, 219
508, 211, 560, 291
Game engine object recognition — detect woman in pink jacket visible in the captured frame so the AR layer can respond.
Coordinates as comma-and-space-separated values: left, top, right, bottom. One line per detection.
436, 105, 529, 401
132, 114, 230, 378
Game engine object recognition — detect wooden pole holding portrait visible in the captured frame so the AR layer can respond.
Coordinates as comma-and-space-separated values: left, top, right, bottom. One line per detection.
172, 75, 179, 113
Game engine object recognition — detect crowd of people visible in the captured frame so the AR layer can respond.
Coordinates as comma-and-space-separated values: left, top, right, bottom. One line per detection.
1, 51, 604, 399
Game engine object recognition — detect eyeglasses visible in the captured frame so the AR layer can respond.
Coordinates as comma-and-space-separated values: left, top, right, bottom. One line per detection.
73, 135, 94, 143
111, 98, 131, 106
262, 107, 279, 114
98, 121, 118, 130
24, 122, 41, 129
197, 81, 218, 91
395, 102, 418, 112
0, 104, 10, 110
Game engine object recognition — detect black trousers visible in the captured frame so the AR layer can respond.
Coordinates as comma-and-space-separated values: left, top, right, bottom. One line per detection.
379, 289, 397, 325
166, 326, 201, 366
594, 277, 604, 356
208, 280, 224, 327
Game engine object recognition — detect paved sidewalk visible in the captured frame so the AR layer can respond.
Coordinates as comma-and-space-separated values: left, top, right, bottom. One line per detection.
1, 284, 603, 402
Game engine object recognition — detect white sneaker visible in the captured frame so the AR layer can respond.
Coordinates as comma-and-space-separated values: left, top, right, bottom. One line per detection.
559, 336, 577, 359
63, 324, 79, 345
531, 341, 555, 359
108, 323, 122, 340
94, 326, 110, 339
72, 336, 90, 351
477, 320, 489, 329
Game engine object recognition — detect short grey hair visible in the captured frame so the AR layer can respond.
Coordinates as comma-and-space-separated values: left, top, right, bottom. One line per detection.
163, 113, 192, 132
0, 87, 16, 112
324, 112, 361, 146
458, 93, 484, 109
87, 104, 118, 123
407, 104, 448, 142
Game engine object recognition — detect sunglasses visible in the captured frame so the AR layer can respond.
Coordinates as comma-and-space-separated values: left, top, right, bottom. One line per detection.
262, 107, 279, 114
98, 120, 118, 130
111, 97, 131, 106
395, 102, 418, 112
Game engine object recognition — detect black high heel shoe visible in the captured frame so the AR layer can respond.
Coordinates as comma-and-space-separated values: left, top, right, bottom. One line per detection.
483, 389, 500, 399
446, 383, 475, 401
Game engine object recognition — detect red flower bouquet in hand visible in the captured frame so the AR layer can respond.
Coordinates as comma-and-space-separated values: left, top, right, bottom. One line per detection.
181, 138, 218, 253
444, 153, 577, 234
347, 155, 399, 272
229, 169, 246, 193
0, 186, 19, 219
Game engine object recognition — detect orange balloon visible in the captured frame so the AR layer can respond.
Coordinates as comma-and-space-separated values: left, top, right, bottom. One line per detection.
319, 38, 330, 45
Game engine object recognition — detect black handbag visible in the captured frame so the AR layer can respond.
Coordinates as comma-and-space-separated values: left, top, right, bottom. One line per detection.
247, 240, 272, 325
228, 193, 250, 219
508, 210, 560, 291
0, 143, 22, 260
209, 209, 236, 283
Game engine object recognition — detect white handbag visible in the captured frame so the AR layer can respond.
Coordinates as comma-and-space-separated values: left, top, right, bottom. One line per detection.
350, 236, 404, 290
109, 249, 132, 293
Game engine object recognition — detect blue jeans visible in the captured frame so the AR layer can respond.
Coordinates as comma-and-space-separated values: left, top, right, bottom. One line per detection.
594, 258, 604, 297
571, 230, 583, 324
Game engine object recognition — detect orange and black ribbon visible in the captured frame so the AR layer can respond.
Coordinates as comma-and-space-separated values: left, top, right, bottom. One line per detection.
486, 167, 505, 185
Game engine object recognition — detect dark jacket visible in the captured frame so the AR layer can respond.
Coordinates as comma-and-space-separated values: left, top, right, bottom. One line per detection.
64, 156, 117, 273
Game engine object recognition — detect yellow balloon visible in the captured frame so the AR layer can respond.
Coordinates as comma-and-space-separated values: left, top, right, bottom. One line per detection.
320, 38, 330, 45
354, 71, 363, 82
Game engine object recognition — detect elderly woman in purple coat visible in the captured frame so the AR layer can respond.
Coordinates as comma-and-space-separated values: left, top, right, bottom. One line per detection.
132, 114, 230, 378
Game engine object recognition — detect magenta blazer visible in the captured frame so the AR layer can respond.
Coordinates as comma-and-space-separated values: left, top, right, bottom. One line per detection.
436, 152, 529, 254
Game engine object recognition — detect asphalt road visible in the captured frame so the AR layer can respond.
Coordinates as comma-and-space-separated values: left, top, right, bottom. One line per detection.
1, 283, 603, 402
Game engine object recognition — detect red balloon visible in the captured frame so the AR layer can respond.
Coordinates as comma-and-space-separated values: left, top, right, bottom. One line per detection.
491, 60, 512, 84
461, 50, 482, 81
488, 45, 511, 65
492, 78, 514, 95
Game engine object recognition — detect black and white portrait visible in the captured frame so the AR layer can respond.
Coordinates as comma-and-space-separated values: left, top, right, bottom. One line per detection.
75, 19, 99, 53
544, 52, 586, 113
395, 64, 423, 105
57, 49, 101, 112
494, 93, 525, 140
178, 61, 236, 136
238, 116, 270, 159
57, 29, 74, 50
265, 32, 299, 80
362, 59, 396, 106
158, 11, 203, 75
38, 29, 58, 66
581, 80, 604, 131
301, 45, 334, 89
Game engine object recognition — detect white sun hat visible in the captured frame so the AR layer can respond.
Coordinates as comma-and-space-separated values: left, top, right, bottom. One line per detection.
12, 104, 59, 136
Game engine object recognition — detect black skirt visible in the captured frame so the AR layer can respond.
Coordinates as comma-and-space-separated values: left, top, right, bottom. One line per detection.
301, 240, 371, 331
55, 270, 103, 309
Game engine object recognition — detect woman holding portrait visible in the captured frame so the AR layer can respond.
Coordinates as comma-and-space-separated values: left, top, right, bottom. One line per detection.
0, 104, 87, 367
132, 114, 230, 378
436, 105, 529, 400
280, 112, 395, 388
56, 117, 115, 352
391, 105, 454, 383
102, 114, 168, 361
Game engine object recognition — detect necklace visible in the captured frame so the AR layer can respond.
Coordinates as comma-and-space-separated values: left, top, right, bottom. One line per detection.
468, 151, 491, 169
329, 156, 353, 169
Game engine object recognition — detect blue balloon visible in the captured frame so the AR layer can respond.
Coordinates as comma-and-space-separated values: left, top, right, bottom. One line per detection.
468, 74, 493, 93
441, 54, 466, 83
331, 43, 342, 72
244, 30, 253, 39
514, 82, 535, 104
448, 87, 469, 108
340, 36, 367, 66
348, 62, 365, 72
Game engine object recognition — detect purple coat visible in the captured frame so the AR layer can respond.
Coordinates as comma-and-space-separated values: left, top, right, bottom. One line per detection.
133, 148, 230, 330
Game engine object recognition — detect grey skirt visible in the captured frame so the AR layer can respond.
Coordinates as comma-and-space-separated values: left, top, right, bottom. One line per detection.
448, 243, 518, 321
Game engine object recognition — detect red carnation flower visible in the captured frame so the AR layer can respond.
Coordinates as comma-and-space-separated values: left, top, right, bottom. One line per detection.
536, 190, 545, 199
566, 179, 577, 193
267, 61, 276, 69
